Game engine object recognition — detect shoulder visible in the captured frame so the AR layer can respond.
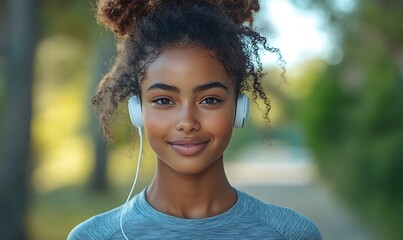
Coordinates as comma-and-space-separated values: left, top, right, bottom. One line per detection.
239, 190, 322, 240
67, 205, 122, 240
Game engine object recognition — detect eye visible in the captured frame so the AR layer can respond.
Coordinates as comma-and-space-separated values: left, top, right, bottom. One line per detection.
200, 96, 222, 105
152, 96, 175, 105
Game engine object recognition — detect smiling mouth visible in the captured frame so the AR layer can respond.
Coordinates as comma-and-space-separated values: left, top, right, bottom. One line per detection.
168, 139, 209, 156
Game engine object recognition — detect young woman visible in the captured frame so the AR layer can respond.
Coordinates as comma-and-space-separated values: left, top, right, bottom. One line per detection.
68, 0, 321, 239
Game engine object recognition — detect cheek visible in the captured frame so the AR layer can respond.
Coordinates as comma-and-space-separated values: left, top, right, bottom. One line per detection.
143, 110, 170, 142
202, 106, 235, 141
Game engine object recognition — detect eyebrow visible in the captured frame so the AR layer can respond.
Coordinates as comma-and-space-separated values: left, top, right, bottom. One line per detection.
147, 83, 180, 93
193, 81, 228, 93
147, 81, 228, 93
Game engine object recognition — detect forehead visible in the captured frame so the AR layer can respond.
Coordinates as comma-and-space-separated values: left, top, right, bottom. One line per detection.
144, 47, 231, 89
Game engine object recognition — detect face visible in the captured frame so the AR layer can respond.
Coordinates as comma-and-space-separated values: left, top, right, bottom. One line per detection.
141, 47, 236, 175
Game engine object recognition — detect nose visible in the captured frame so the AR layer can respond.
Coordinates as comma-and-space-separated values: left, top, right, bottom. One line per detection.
175, 104, 201, 133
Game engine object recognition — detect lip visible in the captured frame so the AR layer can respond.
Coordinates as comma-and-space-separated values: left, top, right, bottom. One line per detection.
168, 139, 209, 156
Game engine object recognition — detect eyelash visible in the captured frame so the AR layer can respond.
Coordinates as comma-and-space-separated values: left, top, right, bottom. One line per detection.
200, 96, 222, 105
152, 96, 174, 105
151, 96, 222, 105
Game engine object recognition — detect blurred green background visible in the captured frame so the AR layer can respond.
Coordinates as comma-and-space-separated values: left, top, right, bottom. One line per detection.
0, 0, 402, 239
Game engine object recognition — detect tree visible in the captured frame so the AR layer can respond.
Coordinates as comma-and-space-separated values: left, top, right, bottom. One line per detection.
0, 0, 39, 239
89, 32, 115, 191
297, 1, 403, 239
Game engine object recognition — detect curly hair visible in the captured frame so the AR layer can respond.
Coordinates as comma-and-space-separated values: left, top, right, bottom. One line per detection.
93, 0, 285, 141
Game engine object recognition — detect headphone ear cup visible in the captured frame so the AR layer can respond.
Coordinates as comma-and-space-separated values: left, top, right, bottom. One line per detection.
128, 96, 144, 128
129, 94, 247, 128
234, 93, 250, 128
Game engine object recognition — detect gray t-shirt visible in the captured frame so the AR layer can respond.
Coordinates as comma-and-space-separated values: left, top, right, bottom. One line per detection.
68, 188, 321, 239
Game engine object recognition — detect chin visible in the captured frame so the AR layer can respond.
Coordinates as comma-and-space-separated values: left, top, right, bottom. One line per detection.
160, 155, 221, 176
173, 164, 212, 176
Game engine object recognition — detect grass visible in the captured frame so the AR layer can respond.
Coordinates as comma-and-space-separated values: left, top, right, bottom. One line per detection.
28, 182, 149, 240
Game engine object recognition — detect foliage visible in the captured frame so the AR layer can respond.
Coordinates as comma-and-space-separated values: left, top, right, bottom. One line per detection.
39, 0, 99, 41
299, 1, 403, 238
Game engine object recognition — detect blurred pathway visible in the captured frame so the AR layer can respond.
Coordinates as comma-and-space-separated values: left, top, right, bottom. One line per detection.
225, 145, 378, 240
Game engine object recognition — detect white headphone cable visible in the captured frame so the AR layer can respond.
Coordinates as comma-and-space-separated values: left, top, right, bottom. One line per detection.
120, 126, 143, 240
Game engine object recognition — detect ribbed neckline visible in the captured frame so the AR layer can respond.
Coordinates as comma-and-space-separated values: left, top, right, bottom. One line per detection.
131, 188, 248, 232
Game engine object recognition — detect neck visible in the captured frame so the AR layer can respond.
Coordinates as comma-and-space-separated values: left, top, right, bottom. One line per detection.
146, 155, 236, 219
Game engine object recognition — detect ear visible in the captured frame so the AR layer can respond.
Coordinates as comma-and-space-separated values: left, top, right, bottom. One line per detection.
128, 96, 144, 128
234, 93, 250, 128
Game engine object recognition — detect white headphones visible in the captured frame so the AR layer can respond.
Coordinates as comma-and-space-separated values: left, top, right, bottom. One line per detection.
122, 94, 248, 239
128, 93, 250, 128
